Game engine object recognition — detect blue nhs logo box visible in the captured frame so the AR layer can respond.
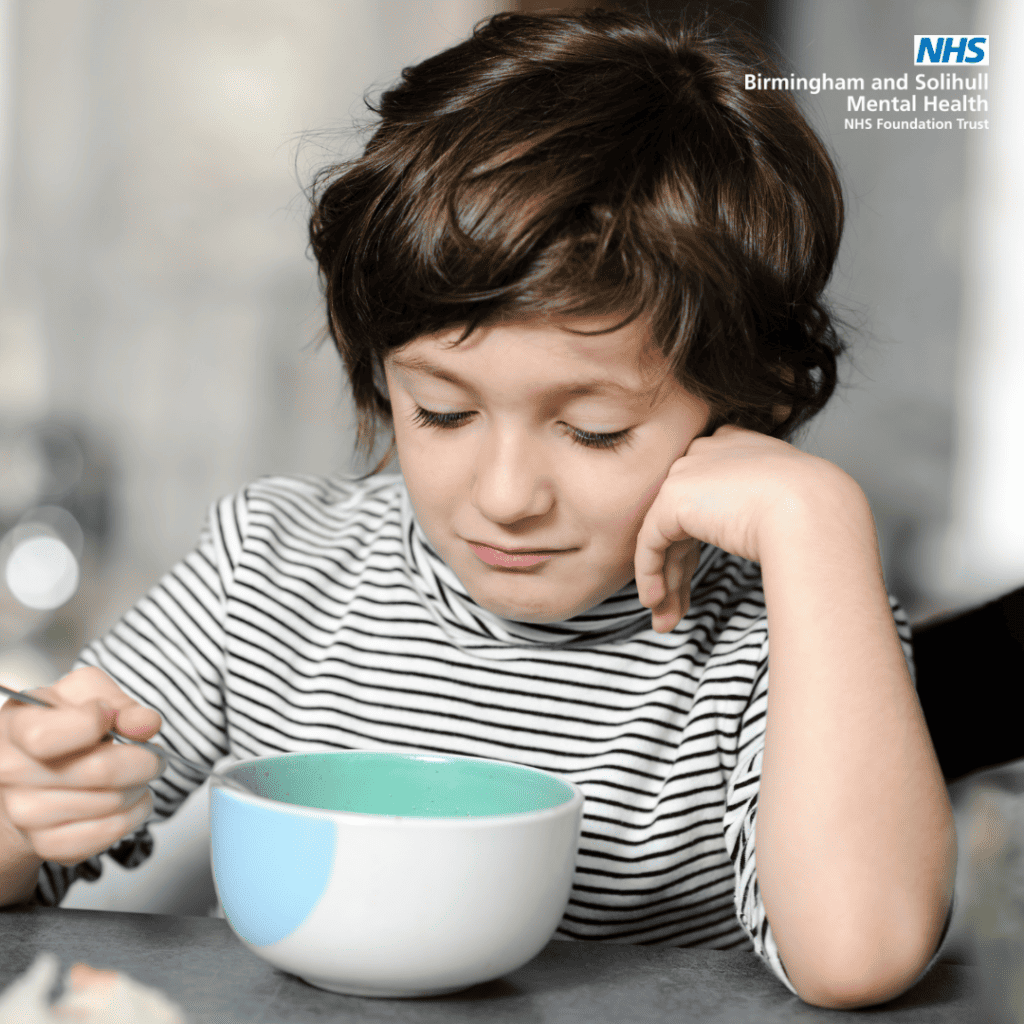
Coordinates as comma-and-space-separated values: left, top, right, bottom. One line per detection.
914, 36, 989, 65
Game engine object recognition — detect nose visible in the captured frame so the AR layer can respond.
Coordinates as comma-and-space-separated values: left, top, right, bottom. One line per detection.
471, 424, 555, 525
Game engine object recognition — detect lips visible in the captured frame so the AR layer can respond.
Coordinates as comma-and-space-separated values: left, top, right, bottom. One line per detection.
467, 543, 557, 568
470, 541, 560, 555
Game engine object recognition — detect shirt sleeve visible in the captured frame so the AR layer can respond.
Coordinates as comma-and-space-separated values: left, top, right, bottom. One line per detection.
722, 593, 919, 996
33, 489, 248, 907
890, 593, 916, 688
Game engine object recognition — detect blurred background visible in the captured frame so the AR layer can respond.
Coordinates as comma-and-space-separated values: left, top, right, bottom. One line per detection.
0, 0, 1020, 916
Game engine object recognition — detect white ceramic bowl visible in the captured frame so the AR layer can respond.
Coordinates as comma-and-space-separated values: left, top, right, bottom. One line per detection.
209, 749, 585, 997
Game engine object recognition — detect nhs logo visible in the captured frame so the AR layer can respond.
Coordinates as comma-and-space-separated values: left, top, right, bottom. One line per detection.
914, 36, 989, 65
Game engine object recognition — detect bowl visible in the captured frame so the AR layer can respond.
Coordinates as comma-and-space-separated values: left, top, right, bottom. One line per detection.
208, 749, 585, 997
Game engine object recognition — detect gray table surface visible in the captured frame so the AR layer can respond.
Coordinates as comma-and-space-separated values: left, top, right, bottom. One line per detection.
0, 906, 981, 1023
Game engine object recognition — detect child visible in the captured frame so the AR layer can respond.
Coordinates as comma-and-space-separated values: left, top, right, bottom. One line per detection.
0, 8, 956, 1009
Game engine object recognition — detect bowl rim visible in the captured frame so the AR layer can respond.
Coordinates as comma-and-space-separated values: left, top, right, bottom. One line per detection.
209, 746, 586, 827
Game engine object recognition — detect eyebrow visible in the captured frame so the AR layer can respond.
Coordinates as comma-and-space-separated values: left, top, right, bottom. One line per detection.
390, 355, 647, 400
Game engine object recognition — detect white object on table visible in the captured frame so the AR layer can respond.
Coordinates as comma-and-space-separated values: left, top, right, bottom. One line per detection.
0, 950, 190, 1023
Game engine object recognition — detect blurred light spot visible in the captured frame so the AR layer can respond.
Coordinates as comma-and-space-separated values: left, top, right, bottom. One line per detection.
0, 643, 56, 704
4, 534, 80, 610
20, 505, 85, 560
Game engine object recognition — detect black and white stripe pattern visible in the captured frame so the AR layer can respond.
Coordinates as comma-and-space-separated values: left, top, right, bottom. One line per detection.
38, 472, 920, 995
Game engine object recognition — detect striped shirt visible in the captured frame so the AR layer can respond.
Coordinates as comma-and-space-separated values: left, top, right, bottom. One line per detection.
40, 471, 923, 994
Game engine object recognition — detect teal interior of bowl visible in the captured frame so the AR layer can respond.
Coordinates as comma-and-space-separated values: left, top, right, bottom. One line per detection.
224, 751, 574, 817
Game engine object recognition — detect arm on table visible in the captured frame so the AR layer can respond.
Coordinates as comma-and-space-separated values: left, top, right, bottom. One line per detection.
755, 470, 957, 1009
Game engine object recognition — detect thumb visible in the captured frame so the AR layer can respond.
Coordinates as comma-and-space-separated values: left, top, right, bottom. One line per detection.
51, 666, 163, 741
107, 701, 163, 741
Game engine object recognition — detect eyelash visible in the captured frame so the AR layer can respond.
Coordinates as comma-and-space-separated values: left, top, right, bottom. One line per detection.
410, 406, 633, 451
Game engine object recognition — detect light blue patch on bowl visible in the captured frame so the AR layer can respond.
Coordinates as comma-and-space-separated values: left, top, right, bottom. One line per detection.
211, 786, 334, 947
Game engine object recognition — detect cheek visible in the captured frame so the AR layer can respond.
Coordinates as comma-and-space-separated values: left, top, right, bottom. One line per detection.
605, 472, 667, 535
391, 406, 439, 466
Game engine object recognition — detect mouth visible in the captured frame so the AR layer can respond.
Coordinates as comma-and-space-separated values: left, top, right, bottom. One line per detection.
467, 542, 564, 569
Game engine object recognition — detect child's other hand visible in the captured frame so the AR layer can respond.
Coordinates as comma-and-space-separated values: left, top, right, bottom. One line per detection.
635, 424, 851, 632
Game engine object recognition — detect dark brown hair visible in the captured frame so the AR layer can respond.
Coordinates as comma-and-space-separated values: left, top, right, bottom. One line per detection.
307, 7, 846, 479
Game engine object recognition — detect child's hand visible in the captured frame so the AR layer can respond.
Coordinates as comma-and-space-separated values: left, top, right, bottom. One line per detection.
635, 424, 849, 632
0, 667, 165, 869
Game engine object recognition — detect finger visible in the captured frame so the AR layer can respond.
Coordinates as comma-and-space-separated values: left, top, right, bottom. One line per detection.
5, 734, 164, 792
30, 790, 154, 867
653, 540, 697, 610
649, 549, 681, 632
655, 544, 686, 615
3, 784, 151, 831
7, 698, 118, 763
635, 500, 693, 607
635, 541, 666, 609
48, 667, 164, 740
641, 573, 664, 610
635, 518, 675, 603
652, 541, 699, 632
18, 667, 163, 749
675, 581, 692, 618
679, 541, 700, 615
681, 542, 703, 619
107, 703, 163, 741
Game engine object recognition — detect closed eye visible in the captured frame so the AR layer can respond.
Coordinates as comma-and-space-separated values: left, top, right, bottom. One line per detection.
409, 406, 634, 452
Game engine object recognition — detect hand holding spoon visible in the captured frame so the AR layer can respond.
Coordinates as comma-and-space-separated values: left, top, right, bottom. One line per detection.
0, 683, 253, 796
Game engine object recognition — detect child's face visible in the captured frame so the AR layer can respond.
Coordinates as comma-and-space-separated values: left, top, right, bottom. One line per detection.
383, 316, 710, 623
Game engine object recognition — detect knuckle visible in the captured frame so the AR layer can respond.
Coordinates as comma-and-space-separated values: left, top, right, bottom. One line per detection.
2, 788, 32, 825
23, 708, 100, 760
53, 666, 115, 701
74, 752, 116, 789
11, 716, 41, 754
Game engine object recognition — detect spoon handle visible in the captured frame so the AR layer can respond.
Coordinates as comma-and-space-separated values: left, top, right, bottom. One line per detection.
0, 683, 248, 793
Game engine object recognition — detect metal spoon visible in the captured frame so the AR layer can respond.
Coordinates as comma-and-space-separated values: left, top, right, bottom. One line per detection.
0, 683, 254, 796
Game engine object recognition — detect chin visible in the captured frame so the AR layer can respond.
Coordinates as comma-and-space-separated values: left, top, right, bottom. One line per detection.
471, 589, 579, 625
483, 601, 573, 625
